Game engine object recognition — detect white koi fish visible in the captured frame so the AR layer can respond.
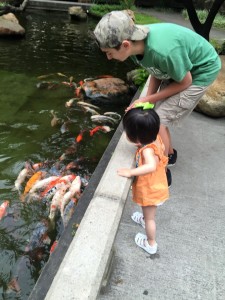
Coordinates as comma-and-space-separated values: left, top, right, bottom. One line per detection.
14, 163, 34, 192
60, 176, 81, 216
29, 176, 59, 194
49, 184, 69, 221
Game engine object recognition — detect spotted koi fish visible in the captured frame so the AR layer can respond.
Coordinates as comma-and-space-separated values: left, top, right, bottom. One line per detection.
22, 171, 44, 198
0, 200, 9, 220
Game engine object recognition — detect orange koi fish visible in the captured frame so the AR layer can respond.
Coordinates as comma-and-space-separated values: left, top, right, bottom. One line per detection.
76, 132, 84, 143
41, 174, 76, 197
41, 178, 61, 197
32, 162, 43, 171
89, 125, 111, 136
0, 200, 9, 220
50, 240, 58, 254
75, 87, 81, 97
23, 171, 44, 197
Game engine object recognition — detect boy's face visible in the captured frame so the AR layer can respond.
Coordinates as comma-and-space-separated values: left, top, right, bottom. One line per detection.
101, 41, 131, 61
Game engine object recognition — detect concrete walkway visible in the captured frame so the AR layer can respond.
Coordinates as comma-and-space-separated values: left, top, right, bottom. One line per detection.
98, 110, 225, 300
137, 8, 225, 41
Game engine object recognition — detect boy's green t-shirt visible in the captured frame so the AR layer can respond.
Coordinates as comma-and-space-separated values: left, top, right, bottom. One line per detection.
132, 23, 221, 86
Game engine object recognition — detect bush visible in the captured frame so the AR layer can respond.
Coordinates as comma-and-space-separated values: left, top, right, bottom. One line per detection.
210, 39, 225, 55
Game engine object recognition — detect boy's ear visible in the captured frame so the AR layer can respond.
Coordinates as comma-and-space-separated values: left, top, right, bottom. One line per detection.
122, 40, 131, 48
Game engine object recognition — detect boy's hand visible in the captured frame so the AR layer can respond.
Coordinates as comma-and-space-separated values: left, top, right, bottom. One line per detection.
117, 168, 132, 178
125, 97, 150, 112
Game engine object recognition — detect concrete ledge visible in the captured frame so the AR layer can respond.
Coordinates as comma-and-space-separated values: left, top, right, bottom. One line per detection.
45, 134, 134, 299
44, 79, 150, 299
27, 0, 93, 11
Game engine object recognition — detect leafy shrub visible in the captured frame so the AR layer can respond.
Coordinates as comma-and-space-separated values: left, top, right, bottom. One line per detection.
210, 39, 225, 55
127, 68, 149, 88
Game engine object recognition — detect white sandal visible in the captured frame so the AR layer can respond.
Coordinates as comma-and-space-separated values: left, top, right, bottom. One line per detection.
131, 212, 145, 229
135, 233, 157, 255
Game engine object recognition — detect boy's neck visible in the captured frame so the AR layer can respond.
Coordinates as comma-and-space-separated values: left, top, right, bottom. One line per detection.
130, 40, 145, 56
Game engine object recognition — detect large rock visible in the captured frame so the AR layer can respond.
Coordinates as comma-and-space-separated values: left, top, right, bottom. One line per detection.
68, 6, 87, 20
81, 77, 132, 105
0, 13, 25, 36
195, 55, 225, 118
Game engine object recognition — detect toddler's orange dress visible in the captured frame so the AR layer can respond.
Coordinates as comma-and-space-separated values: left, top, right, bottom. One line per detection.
132, 135, 169, 206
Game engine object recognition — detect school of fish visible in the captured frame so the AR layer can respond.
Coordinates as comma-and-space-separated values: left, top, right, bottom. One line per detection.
1, 73, 122, 295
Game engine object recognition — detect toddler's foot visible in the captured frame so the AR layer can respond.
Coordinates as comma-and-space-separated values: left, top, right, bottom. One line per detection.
131, 212, 145, 228
135, 233, 157, 255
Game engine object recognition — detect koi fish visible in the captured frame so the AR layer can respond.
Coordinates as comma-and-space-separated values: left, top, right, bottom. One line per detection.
89, 125, 111, 136
57, 72, 68, 78
91, 115, 118, 125
50, 240, 58, 254
14, 163, 34, 192
65, 160, 82, 171
82, 106, 100, 115
37, 73, 55, 79
76, 101, 100, 110
41, 174, 76, 198
40, 178, 62, 197
0, 200, 9, 220
49, 184, 70, 221
42, 183, 63, 204
23, 171, 45, 197
65, 98, 79, 107
25, 219, 51, 253
104, 112, 121, 121
36, 81, 59, 90
29, 175, 59, 194
60, 120, 71, 134
76, 132, 84, 143
62, 198, 78, 227
32, 162, 43, 171
60, 176, 81, 216
7, 277, 21, 293
50, 110, 62, 127
75, 87, 81, 97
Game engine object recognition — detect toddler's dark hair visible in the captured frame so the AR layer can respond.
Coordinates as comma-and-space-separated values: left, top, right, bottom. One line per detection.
123, 108, 160, 144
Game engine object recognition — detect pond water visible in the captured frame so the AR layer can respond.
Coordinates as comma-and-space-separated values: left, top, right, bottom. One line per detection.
0, 10, 135, 299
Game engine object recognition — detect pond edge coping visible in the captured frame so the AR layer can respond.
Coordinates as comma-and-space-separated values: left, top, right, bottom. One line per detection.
29, 79, 149, 300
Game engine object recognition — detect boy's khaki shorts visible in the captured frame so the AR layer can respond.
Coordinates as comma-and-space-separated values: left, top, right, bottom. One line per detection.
155, 81, 209, 126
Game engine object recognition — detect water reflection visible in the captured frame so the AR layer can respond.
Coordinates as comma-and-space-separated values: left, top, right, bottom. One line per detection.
0, 10, 135, 299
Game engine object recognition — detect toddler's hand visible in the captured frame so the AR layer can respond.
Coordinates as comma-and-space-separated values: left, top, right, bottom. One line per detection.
117, 168, 132, 178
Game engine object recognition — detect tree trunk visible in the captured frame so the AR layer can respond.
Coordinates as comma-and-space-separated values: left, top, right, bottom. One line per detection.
182, 0, 225, 40
0, 0, 29, 16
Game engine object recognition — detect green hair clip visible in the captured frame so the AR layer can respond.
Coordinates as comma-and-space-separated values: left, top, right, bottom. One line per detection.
134, 102, 155, 110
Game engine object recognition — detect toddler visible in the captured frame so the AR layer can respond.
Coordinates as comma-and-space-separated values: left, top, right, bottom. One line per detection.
117, 103, 169, 254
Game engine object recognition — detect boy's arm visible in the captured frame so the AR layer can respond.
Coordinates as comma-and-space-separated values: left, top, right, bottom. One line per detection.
127, 72, 192, 110
147, 76, 162, 95
117, 148, 157, 178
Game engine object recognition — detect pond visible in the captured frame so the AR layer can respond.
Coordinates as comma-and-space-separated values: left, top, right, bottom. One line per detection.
0, 9, 135, 299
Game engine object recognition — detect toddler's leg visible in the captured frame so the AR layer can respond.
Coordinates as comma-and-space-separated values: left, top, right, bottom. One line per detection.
142, 205, 157, 246
159, 124, 171, 157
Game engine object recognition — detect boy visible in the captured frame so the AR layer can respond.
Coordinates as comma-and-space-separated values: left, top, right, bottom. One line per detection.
93, 10, 221, 170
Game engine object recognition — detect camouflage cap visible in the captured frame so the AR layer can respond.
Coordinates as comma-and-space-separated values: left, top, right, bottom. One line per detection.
94, 10, 149, 48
